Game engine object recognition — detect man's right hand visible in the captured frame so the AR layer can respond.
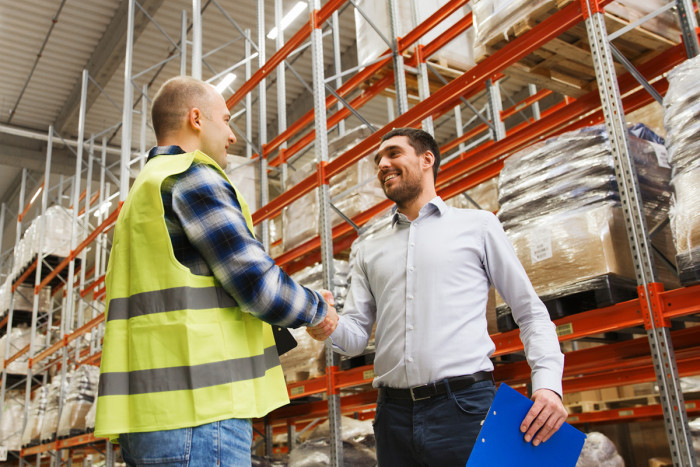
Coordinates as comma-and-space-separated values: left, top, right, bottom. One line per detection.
307, 290, 338, 341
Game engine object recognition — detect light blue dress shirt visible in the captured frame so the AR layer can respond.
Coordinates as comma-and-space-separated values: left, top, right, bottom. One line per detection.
330, 197, 564, 396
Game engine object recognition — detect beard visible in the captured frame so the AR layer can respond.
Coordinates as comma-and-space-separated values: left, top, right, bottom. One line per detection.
382, 169, 423, 208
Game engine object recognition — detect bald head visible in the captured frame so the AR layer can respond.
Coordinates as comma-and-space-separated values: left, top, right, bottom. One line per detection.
151, 76, 215, 140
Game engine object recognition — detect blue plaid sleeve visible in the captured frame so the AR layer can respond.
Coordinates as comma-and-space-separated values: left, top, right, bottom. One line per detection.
170, 162, 328, 328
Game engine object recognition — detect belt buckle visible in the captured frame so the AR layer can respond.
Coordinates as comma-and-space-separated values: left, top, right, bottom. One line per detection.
410, 385, 430, 401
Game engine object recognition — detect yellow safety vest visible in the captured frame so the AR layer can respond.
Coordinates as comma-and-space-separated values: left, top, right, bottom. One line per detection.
95, 150, 289, 441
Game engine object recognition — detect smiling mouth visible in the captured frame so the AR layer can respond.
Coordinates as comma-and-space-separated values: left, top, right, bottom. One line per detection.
383, 173, 399, 184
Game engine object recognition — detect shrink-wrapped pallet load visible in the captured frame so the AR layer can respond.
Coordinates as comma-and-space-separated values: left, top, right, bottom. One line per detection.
354, 0, 475, 71
1, 324, 46, 375
21, 385, 49, 448
664, 54, 700, 285
0, 390, 25, 450
40, 376, 72, 443
495, 125, 677, 326
224, 154, 260, 212
57, 365, 100, 438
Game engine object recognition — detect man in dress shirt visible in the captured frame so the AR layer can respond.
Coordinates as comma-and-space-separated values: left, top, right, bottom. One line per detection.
308, 128, 567, 465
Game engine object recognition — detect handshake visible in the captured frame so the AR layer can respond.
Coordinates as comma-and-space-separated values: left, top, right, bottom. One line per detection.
307, 289, 339, 342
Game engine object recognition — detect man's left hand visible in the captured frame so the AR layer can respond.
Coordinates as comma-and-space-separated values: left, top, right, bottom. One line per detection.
520, 388, 568, 446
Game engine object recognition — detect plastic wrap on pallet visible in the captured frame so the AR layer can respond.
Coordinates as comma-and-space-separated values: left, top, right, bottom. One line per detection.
290, 260, 350, 309
225, 154, 260, 212
575, 432, 624, 467
471, 0, 552, 55
40, 374, 72, 444
11, 206, 78, 280
0, 390, 25, 450
670, 167, 700, 255
494, 201, 678, 308
497, 125, 672, 230
289, 416, 376, 466
84, 396, 97, 432
354, 0, 475, 71
0, 276, 11, 317
2, 324, 45, 375
445, 177, 500, 212
21, 384, 49, 448
56, 365, 100, 438
11, 284, 51, 314
664, 54, 700, 179
282, 126, 385, 252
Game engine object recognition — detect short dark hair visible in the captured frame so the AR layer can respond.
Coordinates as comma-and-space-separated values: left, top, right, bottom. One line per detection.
381, 128, 441, 183
151, 76, 213, 140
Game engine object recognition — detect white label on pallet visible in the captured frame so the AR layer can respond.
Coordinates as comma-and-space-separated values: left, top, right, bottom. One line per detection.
529, 230, 552, 264
0, 446, 7, 461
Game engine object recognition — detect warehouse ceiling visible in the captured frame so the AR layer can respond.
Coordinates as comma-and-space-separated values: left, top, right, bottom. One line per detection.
0, 0, 547, 262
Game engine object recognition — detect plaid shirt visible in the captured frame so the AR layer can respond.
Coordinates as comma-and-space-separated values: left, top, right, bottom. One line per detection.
150, 145, 327, 328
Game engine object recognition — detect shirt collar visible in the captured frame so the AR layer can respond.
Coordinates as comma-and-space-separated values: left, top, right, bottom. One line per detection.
147, 145, 186, 161
391, 196, 447, 227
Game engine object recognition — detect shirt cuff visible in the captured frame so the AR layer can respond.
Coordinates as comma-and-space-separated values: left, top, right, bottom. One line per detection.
329, 319, 349, 354
531, 371, 563, 399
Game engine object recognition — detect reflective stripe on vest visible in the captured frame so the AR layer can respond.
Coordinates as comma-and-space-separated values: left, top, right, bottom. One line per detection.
98, 345, 279, 396
107, 285, 237, 321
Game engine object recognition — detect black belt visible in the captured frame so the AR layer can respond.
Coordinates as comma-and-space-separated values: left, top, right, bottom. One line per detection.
380, 371, 494, 402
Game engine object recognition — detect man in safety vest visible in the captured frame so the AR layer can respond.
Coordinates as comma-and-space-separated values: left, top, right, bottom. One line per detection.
95, 76, 338, 466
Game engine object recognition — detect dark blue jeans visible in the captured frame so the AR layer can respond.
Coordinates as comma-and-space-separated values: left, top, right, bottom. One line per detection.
119, 418, 252, 467
373, 380, 496, 466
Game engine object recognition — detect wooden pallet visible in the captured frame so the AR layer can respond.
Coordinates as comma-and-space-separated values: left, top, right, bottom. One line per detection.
497, 273, 639, 332
475, 2, 679, 98
566, 390, 700, 414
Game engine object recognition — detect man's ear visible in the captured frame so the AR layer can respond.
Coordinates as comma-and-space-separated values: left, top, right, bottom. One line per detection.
188, 108, 203, 132
422, 151, 435, 172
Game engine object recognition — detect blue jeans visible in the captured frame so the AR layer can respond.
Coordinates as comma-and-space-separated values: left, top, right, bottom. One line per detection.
119, 418, 252, 467
373, 380, 496, 466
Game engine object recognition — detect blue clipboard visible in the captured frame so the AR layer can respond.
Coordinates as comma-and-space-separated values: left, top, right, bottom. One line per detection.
466, 383, 586, 466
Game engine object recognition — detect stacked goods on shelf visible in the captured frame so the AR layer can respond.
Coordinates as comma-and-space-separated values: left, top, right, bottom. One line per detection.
224, 154, 260, 212
11, 206, 81, 287
354, 0, 475, 71
280, 260, 350, 383
603, 0, 681, 43
664, 54, 700, 285
288, 416, 376, 467
283, 126, 385, 251
471, 0, 681, 61
0, 390, 24, 450
40, 375, 72, 444
495, 125, 677, 330
444, 177, 500, 212
57, 365, 100, 438
21, 384, 49, 448
84, 396, 97, 433
0, 323, 46, 375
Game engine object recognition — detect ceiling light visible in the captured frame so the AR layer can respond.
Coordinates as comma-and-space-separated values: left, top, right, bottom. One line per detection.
94, 201, 112, 218
214, 73, 237, 93
30, 186, 43, 205
267, 2, 307, 40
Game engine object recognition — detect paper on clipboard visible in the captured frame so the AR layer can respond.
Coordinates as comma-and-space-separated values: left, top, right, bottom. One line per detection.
466, 383, 586, 466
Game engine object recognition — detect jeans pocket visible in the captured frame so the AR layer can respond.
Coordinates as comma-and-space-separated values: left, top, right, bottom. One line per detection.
121, 427, 192, 466
450, 382, 495, 416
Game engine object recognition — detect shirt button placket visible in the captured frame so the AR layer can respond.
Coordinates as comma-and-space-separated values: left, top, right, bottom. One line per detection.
406, 223, 417, 380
